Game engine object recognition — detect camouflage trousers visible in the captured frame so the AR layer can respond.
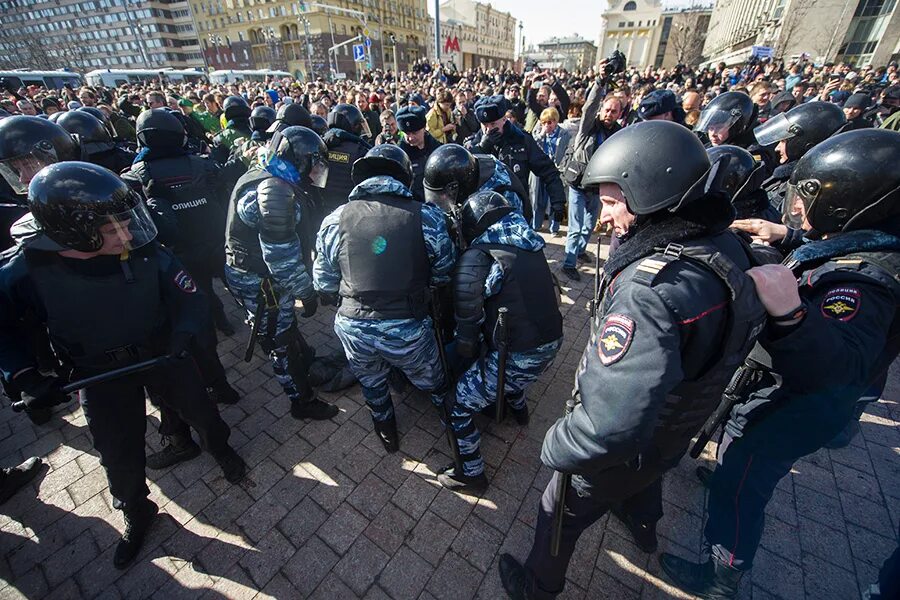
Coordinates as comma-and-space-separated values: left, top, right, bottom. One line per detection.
333, 313, 445, 422
224, 265, 314, 403
452, 338, 562, 476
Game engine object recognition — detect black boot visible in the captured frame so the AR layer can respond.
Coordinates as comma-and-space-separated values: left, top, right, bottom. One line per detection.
562, 266, 581, 281
146, 433, 201, 470
207, 380, 240, 405
25, 406, 51, 425
696, 466, 714, 487
511, 403, 530, 426
290, 397, 339, 420
0, 456, 42, 504
659, 554, 744, 599
372, 417, 399, 453
498, 553, 532, 600
611, 507, 658, 553
114, 499, 158, 569
437, 464, 488, 494
215, 448, 246, 483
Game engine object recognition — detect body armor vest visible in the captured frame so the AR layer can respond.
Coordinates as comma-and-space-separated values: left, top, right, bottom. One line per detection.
337, 195, 430, 320
225, 169, 271, 275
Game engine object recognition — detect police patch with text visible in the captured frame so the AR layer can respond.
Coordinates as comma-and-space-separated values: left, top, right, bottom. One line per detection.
597, 314, 635, 365
821, 286, 860, 321
174, 270, 198, 294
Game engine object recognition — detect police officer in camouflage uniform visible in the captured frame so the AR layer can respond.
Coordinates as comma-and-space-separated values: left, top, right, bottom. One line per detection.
661, 129, 900, 600
498, 121, 768, 599
313, 144, 456, 452
439, 191, 563, 493
211, 96, 253, 165
224, 126, 339, 421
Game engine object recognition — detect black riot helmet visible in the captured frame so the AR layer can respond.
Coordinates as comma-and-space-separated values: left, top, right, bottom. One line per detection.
223, 95, 251, 122
423, 144, 479, 212
48, 111, 65, 123
77, 106, 117, 139
250, 106, 276, 134
786, 129, 900, 235
695, 91, 757, 143
265, 125, 329, 188
328, 103, 371, 138
136, 108, 187, 151
0, 116, 80, 196
460, 191, 514, 244
268, 103, 312, 134
753, 101, 846, 162
56, 110, 115, 155
582, 120, 711, 215
28, 161, 158, 252
310, 115, 328, 137
351, 144, 412, 188
706, 145, 765, 206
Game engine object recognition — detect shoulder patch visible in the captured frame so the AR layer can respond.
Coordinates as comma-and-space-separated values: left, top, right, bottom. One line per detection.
174, 270, 198, 294
821, 286, 860, 321
597, 314, 635, 366
328, 151, 350, 164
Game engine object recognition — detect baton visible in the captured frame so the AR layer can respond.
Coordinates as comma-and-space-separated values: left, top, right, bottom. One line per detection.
494, 307, 509, 424
11, 356, 171, 413
430, 287, 465, 476
550, 390, 577, 557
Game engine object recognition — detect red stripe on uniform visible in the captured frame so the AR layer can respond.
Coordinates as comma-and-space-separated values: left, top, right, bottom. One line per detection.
677, 301, 728, 324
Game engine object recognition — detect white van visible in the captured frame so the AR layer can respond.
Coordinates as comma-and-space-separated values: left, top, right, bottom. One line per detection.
85, 69, 207, 88
208, 70, 291, 84
0, 70, 83, 91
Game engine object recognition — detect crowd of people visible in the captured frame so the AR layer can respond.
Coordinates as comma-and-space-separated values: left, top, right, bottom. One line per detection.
0, 51, 898, 599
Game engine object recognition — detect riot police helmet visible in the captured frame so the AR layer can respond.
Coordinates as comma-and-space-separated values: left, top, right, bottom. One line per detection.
753, 101, 846, 162
48, 111, 65, 123
328, 103, 371, 138
582, 120, 711, 215
250, 106, 277, 134
706, 145, 765, 207
460, 191, 514, 244
57, 110, 115, 156
351, 144, 413, 188
786, 129, 900, 235
136, 109, 187, 151
694, 91, 757, 144
0, 108, 9, 120
223, 95, 251, 122
28, 161, 158, 253
310, 115, 328, 137
0, 116, 80, 195
267, 103, 312, 134
423, 144, 479, 212
265, 125, 329, 188
77, 106, 118, 140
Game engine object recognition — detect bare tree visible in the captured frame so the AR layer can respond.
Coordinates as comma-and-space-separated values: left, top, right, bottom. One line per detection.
667, 12, 709, 66
775, 0, 815, 60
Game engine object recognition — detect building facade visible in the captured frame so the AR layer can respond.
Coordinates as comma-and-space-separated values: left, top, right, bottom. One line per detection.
0, 0, 204, 71
653, 6, 713, 68
195, 0, 429, 79
598, 0, 664, 69
702, 0, 900, 67
535, 36, 597, 72
429, 0, 516, 70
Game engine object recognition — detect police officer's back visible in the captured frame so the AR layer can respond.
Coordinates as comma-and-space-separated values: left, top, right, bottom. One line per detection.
319, 103, 372, 224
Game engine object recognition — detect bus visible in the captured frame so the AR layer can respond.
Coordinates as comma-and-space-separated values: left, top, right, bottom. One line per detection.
208, 70, 291, 84
84, 69, 208, 88
0, 70, 83, 91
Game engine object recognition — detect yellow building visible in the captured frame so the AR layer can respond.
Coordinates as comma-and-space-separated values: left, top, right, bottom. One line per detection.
194, 0, 430, 79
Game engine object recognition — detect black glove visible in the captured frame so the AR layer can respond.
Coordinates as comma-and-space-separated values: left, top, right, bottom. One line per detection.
300, 293, 318, 318
169, 331, 193, 360
553, 209, 565, 223
317, 290, 340, 307
14, 369, 68, 410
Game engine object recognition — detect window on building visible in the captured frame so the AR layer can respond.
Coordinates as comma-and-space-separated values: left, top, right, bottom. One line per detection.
623, 1, 637, 10
618, 21, 625, 26
838, 0, 896, 65
627, 21, 634, 26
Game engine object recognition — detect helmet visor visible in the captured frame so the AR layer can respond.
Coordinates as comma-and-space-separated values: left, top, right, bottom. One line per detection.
783, 179, 819, 229
309, 155, 329, 188
0, 145, 60, 195
424, 184, 459, 214
100, 199, 158, 252
694, 106, 741, 138
359, 117, 372, 140
753, 112, 796, 147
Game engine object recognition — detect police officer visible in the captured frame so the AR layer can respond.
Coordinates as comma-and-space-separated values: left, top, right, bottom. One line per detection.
267, 103, 312, 135
636, 89, 686, 124
465, 95, 566, 225
310, 115, 328, 137
313, 144, 456, 452
660, 129, 900, 600
122, 109, 238, 405
498, 122, 767, 598
56, 111, 135, 173
211, 96, 253, 165
423, 143, 526, 221
695, 91, 778, 176
225, 126, 339, 421
733, 101, 847, 252
0, 162, 244, 568
318, 103, 372, 228
231, 105, 276, 170
706, 146, 775, 221
396, 105, 441, 203
440, 191, 562, 492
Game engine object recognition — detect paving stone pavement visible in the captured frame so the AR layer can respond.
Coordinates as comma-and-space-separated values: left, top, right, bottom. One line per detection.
1, 232, 898, 600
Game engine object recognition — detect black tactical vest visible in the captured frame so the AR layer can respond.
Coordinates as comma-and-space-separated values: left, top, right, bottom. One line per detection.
600, 236, 767, 462
25, 246, 163, 369
322, 134, 365, 216
470, 243, 563, 352
225, 169, 271, 275
337, 194, 430, 320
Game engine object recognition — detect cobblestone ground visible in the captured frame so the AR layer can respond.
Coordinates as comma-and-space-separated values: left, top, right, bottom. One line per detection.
1, 232, 898, 600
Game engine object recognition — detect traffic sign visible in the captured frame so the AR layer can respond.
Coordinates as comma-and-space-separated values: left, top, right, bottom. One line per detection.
352, 44, 365, 62
364, 37, 371, 48
362, 27, 370, 38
